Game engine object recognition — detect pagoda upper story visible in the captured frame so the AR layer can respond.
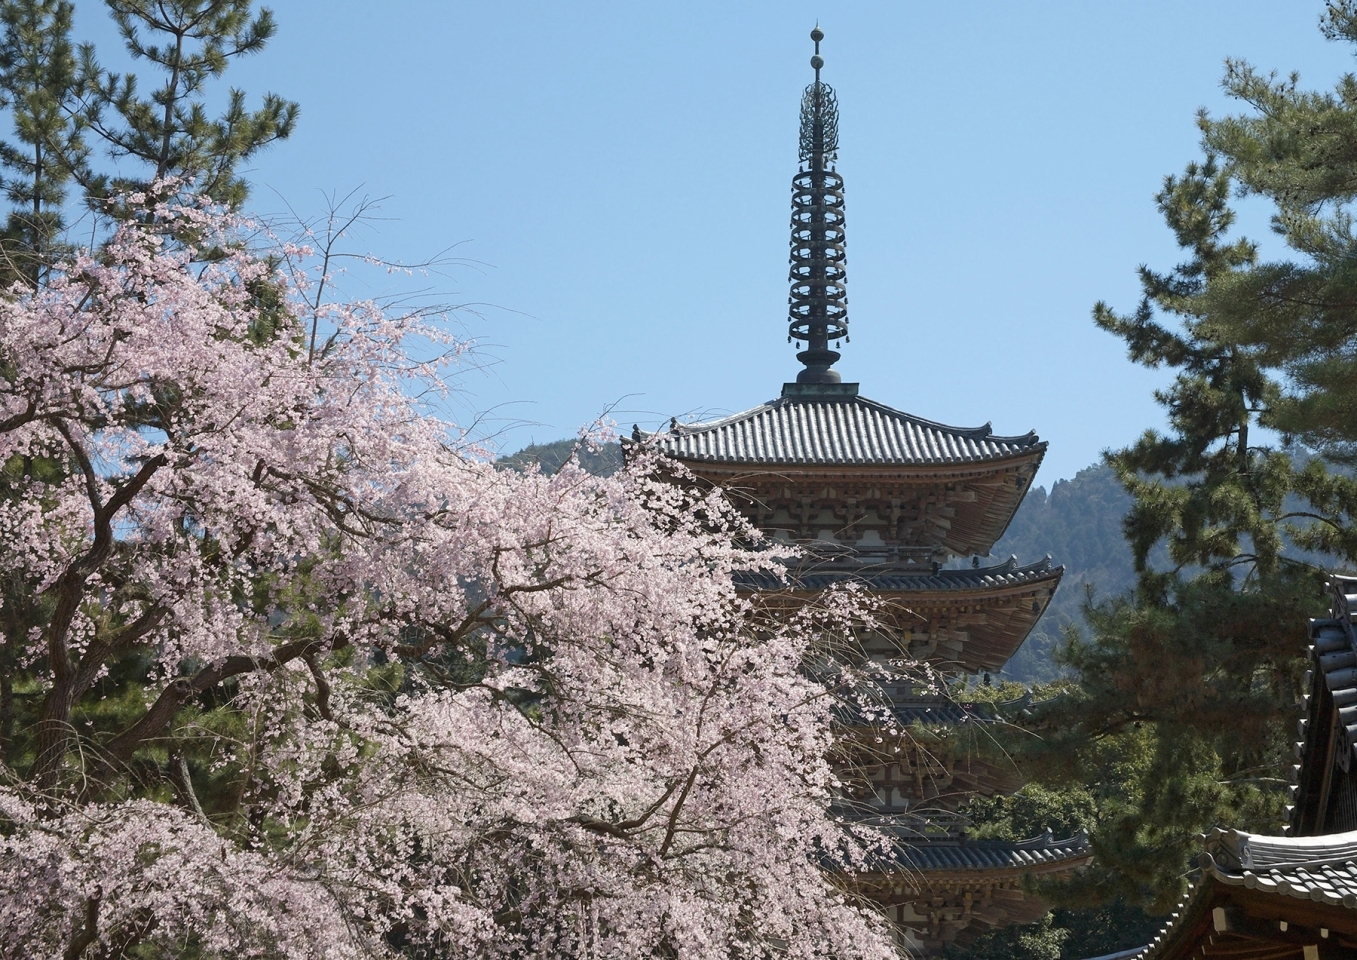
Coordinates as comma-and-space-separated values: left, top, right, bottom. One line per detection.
656, 386, 1046, 562
638, 32, 1059, 677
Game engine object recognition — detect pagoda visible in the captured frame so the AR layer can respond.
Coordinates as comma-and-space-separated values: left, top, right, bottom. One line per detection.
635, 29, 1089, 954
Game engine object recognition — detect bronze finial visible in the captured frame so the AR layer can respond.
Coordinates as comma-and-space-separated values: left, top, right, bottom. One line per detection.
788, 27, 848, 384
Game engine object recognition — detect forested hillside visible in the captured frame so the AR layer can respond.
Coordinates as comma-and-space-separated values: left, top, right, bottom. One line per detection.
983, 466, 1136, 681
497, 437, 624, 477
500, 440, 1135, 680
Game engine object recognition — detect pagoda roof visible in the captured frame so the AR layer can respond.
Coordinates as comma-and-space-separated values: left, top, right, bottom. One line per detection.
745, 556, 1062, 673
837, 691, 1037, 729
645, 392, 1044, 468
870, 830, 1091, 875
738, 555, 1060, 594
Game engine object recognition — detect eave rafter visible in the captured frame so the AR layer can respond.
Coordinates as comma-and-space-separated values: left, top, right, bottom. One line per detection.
676, 449, 1044, 560
745, 558, 1063, 673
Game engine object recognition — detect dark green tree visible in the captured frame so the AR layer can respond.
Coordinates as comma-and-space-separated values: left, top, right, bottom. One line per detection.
1009, 3, 1357, 918
0, 0, 298, 860
0, 0, 85, 286
1020, 160, 1331, 913
74, 0, 298, 210
0, 0, 298, 289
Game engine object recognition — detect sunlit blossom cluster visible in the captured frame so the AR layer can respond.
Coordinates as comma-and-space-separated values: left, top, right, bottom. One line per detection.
0, 197, 899, 958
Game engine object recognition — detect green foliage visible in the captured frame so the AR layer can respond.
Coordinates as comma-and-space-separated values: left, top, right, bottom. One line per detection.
76, 0, 298, 209
963, 782, 1099, 845
1002, 4, 1357, 926
947, 903, 1160, 960
945, 914, 1069, 960
0, 0, 298, 288
1015, 161, 1326, 906
0, 0, 83, 285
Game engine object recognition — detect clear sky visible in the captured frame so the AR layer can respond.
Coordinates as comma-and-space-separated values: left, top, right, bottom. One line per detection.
74, 1, 1357, 483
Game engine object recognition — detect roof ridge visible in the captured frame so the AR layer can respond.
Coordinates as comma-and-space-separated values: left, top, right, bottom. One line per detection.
913, 831, 1087, 850
664, 401, 777, 436
831, 394, 1040, 445
657, 395, 1042, 444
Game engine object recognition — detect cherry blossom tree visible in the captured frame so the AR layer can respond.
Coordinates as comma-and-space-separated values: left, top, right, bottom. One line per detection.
0, 193, 899, 959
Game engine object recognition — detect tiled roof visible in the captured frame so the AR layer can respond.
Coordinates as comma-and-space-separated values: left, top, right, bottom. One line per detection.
1203, 827, 1357, 889
737, 555, 1060, 594
875, 830, 1092, 873
1123, 827, 1357, 960
1312, 617, 1357, 757
1290, 575, 1357, 835
642, 395, 1044, 466
888, 698, 988, 726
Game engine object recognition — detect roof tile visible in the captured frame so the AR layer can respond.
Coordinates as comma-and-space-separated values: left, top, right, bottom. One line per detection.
738, 556, 1060, 593
873, 831, 1092, 873
644, 395, 1043, 466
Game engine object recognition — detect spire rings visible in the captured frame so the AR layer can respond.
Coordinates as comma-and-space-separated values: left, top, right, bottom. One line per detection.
787, 167, 848, 344
786, 25, 848, 383
799, 81, 839, 164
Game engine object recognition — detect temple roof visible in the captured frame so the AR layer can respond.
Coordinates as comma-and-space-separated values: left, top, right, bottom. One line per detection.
1204, 827, 1357, 882
739, 555, 1059, 593
1120, 827, 1357, 960
646, 393, 1044, 467
837, 691, 1036, 729
1291, 575, 1357, 836
746, 556, 1062, 673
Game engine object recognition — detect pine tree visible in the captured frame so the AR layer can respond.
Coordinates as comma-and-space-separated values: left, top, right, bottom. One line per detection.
1190, 4, 1357, 473
0, 0, 85, 286
74, 0, 298, 210
1018, 161, 1335, 912
0, 0, 299, 849
1004, 4, 1357, 918
0, 0, 298, 284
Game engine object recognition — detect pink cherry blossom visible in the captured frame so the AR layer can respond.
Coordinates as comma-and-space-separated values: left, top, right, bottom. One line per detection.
0, 194, 901, 959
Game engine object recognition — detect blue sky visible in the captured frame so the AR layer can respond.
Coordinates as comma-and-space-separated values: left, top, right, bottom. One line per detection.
76, 1, 1357, 482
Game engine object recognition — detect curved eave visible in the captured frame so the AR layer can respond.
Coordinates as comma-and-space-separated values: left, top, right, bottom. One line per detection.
1129, 877, 1357, 960
745, 556, 1062, 593
664, 449, 1043, 559
744, 560, 1064, 673
1127, 826, 1357, 960
861, 833, 1092, 880
1291, 577, 1357, 836
660, 444, 1046, 482
639, 395, 1045, 468
1290, 615, 1351, 834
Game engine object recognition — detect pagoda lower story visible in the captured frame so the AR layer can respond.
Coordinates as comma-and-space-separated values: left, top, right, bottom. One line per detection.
866, 832, 1093, 954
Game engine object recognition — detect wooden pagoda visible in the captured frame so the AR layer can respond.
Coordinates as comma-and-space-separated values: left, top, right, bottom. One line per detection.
635, 29, 1089, 954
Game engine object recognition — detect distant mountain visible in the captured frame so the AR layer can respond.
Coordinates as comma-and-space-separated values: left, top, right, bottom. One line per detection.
980, 465, 1135, 682
496, 438, 623, 477
497, 441, 1135, 681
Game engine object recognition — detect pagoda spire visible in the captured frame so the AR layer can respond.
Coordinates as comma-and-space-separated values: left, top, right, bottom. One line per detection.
787, 26, 848, 384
